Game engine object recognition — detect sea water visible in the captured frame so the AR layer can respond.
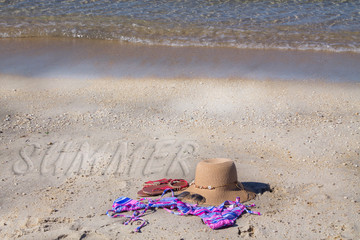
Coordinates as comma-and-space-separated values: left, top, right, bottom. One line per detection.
1, 0, 359, 52
0, 0, 359, 82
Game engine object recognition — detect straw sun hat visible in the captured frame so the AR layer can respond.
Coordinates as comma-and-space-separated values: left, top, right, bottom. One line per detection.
183, 158, 256, 206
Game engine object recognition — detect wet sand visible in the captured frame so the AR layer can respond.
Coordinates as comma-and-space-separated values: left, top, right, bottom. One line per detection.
0, 39, 359, 239
1, 38, 360, 82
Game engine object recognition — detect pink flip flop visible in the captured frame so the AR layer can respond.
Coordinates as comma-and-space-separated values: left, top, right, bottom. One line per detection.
142, 179, 188, 196
137, 179, 172, 197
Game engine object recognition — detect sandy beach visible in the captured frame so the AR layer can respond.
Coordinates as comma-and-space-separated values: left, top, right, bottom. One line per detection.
0, 76, 359, 239
0, 39, 360, 239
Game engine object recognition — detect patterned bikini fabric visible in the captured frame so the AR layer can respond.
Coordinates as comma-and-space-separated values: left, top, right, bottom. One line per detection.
106, 189, 260, 232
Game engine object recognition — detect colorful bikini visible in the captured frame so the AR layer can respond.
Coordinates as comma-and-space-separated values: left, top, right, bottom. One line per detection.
106, 189, 260, 232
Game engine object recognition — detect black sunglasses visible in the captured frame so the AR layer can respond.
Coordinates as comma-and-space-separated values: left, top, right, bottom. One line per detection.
177, 191, 206, 205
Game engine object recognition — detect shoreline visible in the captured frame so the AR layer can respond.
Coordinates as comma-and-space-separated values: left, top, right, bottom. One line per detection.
0, 75, 359, 239
1, 38, 360, 82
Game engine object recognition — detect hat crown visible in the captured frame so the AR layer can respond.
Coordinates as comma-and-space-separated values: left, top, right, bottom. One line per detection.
194, 158, 238, 188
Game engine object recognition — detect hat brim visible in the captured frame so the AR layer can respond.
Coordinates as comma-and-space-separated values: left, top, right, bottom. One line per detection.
182, 182, 256, 206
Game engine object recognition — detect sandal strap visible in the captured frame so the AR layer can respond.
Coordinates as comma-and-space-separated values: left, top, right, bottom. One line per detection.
169, 179, 189, 188
150, 183, 187, 192
144, 178, 171, 186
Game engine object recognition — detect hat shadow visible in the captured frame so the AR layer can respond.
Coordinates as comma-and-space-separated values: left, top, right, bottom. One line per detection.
241, 182, 271, 194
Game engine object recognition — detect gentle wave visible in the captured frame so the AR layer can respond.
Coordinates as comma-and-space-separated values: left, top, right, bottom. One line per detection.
1, 26, 358, 53
1, 0, 359, 53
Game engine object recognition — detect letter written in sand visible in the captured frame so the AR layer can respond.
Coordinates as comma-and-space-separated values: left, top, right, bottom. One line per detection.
103, 142, 129, 176
13, 143, 40, 175
40, 141, 72, 176
142, 140, 176, 176
166, 141, 197, 177
65, 142, 109, 176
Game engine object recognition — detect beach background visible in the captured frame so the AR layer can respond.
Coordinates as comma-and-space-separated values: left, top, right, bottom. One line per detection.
0, 0, 359, 239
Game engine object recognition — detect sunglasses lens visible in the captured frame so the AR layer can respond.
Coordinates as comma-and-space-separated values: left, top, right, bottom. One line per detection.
191, 194, 206, 204
177, 191, 190, 200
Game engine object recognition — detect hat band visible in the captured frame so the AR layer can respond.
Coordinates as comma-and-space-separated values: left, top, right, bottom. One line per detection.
190, 181, 244, 190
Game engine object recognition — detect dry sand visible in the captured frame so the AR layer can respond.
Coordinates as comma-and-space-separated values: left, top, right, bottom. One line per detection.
0, 75, 359, 239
